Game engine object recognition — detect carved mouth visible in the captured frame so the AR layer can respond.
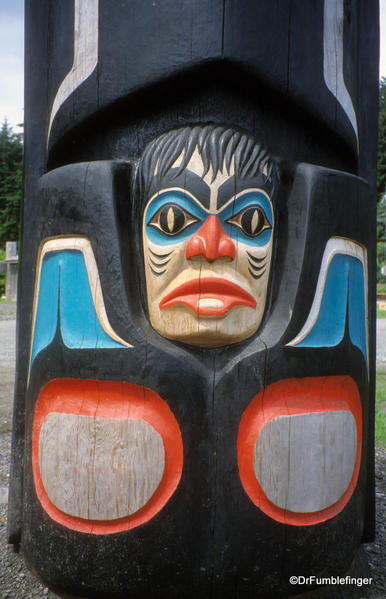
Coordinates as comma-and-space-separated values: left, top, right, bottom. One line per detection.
159, 277, 256, 316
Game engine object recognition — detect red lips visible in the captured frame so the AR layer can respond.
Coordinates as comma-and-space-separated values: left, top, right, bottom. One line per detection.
159, 277, 256, 316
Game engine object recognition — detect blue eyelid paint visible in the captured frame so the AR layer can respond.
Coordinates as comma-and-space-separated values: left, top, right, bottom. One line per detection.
145, 190, 206, 245
145, 190, 207, 223
144, 189, 274, 246
220, 191, 273, 226
220, 191, 273, 247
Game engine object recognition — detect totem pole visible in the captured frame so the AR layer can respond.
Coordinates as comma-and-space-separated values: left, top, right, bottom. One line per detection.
8, 1, 378, 598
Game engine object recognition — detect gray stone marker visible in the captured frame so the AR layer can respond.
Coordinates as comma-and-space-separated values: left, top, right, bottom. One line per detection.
1, 242, 19, 302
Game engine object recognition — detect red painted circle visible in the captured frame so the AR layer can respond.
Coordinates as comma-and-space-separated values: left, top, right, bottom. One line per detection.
32, 379, 183, 534
237, 376, 362, 526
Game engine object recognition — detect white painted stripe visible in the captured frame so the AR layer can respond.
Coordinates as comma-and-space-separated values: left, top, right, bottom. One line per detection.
29, 236, 132, 382
47, 0, 99, 144
323, 0, 358, 145
33, 236, 132, 349
286, 237, 367, 349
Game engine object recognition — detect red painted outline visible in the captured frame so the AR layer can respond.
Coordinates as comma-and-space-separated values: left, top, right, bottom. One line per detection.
32, 379, 183, 534
237, 376, 362, 526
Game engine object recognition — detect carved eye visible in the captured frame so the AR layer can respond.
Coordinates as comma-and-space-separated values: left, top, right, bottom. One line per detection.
226, 206, 271, 237
148, 203, 199, 236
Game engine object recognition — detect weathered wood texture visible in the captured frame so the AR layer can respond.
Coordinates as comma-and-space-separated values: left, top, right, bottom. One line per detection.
254, 411, 357, 513
39, 414, 164, 520
8, 1, 378, 598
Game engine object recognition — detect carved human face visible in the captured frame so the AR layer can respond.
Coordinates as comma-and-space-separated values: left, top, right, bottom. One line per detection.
142, 149, 274, 346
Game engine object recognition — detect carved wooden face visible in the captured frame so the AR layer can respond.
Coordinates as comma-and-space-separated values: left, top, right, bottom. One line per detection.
142, 149, 274, 346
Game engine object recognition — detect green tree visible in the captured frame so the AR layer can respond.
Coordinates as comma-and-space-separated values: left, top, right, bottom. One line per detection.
0, 118, 23, 247
378, 77, 386, 204
377, 79, 386, 283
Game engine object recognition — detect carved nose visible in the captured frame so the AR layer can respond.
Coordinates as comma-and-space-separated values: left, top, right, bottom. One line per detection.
185, 215, 236, 262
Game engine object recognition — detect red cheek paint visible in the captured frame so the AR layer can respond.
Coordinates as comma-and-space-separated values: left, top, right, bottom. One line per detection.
32, 379, 183, 534
237, 376, 362, 526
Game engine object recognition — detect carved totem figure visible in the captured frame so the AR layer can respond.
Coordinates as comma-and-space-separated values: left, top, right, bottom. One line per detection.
140, 126, 277, 346
9, 2, 378, 598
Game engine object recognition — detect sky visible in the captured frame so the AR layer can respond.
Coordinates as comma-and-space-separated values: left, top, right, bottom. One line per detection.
381, 0, 386, 80
0, 0, 24, 131
0, 1, 385, 132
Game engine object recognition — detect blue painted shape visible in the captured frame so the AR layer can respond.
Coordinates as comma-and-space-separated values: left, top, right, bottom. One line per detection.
348, 258, 367, 364
296, 255, 349, 348
31, 250, 126, 368
145, 189, 273, 247
220, 191, 274, 226
146, 190, 207, 223
294, 254, 367, 366
31, 253, 61, 367
222, 192, 273, 246
145, 190, 205, 245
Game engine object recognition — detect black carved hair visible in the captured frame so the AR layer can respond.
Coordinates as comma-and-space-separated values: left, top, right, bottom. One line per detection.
138, 124, 275, 197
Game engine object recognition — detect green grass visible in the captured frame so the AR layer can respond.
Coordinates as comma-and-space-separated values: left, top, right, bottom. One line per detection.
376, 305, 386, 318
0, 298, 16, 304
376, 371, 386, 445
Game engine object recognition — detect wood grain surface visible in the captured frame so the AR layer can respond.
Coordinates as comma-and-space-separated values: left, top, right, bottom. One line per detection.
254, 410, 357, 513
39, 413, 165, 520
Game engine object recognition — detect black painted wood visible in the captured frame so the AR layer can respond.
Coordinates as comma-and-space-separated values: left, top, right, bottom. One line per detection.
8, 2, 378, 597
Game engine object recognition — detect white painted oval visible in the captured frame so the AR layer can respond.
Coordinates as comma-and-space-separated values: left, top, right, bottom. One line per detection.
197, 298, 224, 309
254, 410, 357, 513
39, 413, 165, 521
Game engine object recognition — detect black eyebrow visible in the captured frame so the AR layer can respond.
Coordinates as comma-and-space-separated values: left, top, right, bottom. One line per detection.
149, 168, 211, 210
217, 175, 271, 210
216, 177, 237, 210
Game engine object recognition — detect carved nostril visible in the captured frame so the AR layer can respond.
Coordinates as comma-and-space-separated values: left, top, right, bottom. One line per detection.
186, 236, 206, 260
219, 236, 236, 261
185, 215, 235, 262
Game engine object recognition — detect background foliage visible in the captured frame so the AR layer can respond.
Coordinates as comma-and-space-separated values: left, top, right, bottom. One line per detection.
0, 79, 384, 282
378, 77, 386, 202
378, 78, 386, 283
0, 119, 23, 249
0, 248, 4, 296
